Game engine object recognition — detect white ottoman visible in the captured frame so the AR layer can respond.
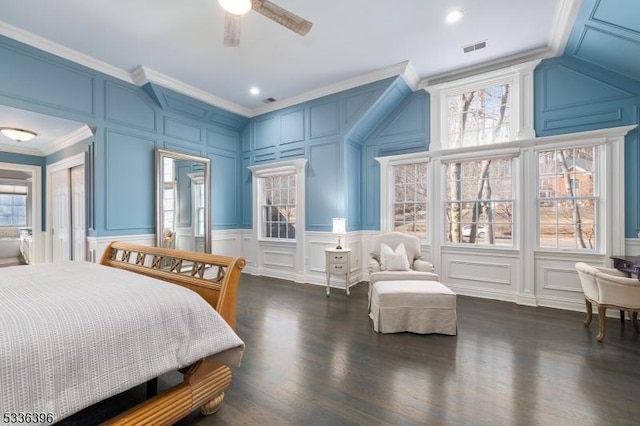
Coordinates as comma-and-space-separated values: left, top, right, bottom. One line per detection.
369, 280, 457, 335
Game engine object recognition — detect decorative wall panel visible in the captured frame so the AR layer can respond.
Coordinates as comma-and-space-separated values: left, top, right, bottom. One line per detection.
574, 27, 640, 80
0, 40, 94, 117
104, 130, 155, 230
254, 115, 278, 150
280, 108, 305, 144
164, 117, 202, 143
309, 100, 340, 139
207, 128, 239, 152
105, 81, 156, 132
210, 150, 239, 228
307, 141, 339, 229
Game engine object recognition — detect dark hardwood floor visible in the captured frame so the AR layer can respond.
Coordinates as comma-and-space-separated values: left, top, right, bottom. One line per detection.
62, 274, 640, 425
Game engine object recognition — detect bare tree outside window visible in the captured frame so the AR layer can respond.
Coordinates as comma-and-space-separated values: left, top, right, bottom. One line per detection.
445, 83, 513, 245
448, 84, 511, 148
392, 162, 428, 239
537, 147, 596, 249
445, 158, 513, 245
262, 175, 296, 239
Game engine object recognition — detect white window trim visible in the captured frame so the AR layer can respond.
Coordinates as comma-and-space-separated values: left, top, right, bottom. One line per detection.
0, 162, 41, 263
531, 131, 625, 255
376, 153, 430, 236
248, 158, 307, 244
376, 125, 634, 257
440, 153, 519, 249
534, 144, 600, 252
422, 59, 539, 151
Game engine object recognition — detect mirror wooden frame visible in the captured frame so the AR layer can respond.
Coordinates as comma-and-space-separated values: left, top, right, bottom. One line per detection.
156, 149, 211, 253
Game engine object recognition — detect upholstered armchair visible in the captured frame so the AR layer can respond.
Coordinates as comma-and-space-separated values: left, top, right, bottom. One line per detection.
368, 232, 438, 283
575, 262, 640, 342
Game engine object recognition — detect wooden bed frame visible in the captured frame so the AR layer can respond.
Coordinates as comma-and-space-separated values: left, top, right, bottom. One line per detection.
98, 241, 246, 425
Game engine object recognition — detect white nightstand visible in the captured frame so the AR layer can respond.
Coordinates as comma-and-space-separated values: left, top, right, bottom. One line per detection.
325, 248, 351, 296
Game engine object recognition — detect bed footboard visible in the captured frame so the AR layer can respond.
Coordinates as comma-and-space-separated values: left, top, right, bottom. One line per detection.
104, 359, 231, 425
99, 242, 245, 423
100, 241, 246, 327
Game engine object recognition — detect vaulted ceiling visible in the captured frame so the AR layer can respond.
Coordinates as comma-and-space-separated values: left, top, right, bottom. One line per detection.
0, 0, 638, 155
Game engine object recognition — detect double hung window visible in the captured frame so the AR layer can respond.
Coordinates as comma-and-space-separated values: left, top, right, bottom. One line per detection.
261, 174, 296, 240
537, 146, 598, 250
444, 157, 514, 246
0, 189, 27, 226
392, 162, 428, 239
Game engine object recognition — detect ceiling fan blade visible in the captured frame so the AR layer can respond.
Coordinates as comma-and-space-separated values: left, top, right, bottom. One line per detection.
223, 12, 241, 46
252, 0, 312, 36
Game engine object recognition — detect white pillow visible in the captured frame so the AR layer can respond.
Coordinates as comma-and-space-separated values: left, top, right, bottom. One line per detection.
380, 243, 410, 271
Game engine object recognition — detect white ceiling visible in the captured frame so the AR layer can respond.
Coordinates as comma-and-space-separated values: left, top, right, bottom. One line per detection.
0, 0, 579, 116
0, 105, 91, 156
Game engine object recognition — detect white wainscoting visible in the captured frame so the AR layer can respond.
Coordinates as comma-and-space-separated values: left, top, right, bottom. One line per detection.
236, 230, 365, 289
534, 251, 607, 312
86, 234, 156, 263
82, 231, 640, 315
440, 246, 520, 303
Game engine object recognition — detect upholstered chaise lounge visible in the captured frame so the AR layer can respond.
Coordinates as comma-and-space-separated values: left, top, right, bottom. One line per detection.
368, 232, 457, 335
368, 232, 439, 284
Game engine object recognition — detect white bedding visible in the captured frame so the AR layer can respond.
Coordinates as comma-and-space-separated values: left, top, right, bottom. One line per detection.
0, 261, 244, 424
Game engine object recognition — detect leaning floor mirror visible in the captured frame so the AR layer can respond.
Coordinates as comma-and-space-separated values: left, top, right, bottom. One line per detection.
156, 149, 211, 253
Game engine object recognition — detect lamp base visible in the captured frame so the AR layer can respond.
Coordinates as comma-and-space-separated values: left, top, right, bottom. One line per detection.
336, 235, 342, 250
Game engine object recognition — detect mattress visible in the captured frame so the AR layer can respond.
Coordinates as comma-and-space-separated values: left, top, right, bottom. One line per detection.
0, 261, 244, 424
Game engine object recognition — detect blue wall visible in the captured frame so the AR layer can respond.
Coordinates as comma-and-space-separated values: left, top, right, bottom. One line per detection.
535, 55, 640, 237
0, 35, 247, 237
4, 17, 639, 239
244, 77, 416, 232
361, 90, 431, 230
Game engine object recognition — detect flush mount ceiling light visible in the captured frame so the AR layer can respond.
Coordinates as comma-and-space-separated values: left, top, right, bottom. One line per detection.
0, 127, 37, 142
218, 0, 252, 15
446, 9, 464, 24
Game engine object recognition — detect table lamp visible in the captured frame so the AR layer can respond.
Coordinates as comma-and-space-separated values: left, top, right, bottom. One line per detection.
332, 218, 346, 249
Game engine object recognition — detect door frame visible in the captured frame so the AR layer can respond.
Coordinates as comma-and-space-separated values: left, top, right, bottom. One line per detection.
0, 161, 42, 263
46, 152, 85, 262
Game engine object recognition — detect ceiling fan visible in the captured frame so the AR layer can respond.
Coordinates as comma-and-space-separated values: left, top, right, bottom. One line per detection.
218, 0, 313, 46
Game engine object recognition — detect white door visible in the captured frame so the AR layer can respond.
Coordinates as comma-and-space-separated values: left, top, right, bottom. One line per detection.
51, 169, 71, 262
70, 165, 85, 261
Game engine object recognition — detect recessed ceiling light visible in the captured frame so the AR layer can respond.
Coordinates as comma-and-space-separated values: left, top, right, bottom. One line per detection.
446, 10, 464, 24
250, 87, 260, 96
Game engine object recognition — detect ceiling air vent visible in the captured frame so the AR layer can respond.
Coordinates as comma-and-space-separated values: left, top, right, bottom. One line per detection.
463, 40, 487, 54
262, 97, 276, 103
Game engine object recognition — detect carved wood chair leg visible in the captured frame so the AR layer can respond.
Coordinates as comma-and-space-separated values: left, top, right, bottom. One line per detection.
597, 306, 607, 342
633, 312, 639, 333
584, 299, 592, 327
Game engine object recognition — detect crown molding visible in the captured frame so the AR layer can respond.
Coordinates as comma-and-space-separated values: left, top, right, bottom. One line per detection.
399, 61, 420, 90
548, 0, 583, 56
0, 143, 41, 156
131, 66, 253, 118
419, 47, 551, 88
0, 20, 134, 83
0, 20, 418, 120
251, 61, 414, 116
41, 124, 93, 156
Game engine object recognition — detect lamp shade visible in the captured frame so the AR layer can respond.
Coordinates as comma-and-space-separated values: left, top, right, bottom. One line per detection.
332, 218, 346, 234
218, 0, 252, 15
0, 127, 37, 142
